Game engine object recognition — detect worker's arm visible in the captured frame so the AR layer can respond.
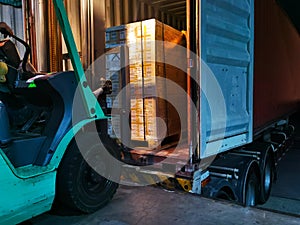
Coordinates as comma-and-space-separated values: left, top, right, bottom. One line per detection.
93, 80, 112, 98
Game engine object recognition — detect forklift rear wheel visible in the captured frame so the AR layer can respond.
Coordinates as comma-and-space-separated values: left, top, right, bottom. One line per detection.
56, 134, 120, 213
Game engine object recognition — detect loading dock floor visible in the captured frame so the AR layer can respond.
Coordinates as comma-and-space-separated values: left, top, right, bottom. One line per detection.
26, 115, 300, 225
28, 185, 300, 225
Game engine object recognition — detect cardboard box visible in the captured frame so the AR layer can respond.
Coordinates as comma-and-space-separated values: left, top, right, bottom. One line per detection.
105, 25, 126, 48
105, 19, 187, 146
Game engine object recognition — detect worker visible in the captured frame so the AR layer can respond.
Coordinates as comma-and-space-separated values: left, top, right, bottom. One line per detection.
0, 22, 20, 93
0, 22, 13, 38
0, 22, 12, 93
0, 22, 14, 41
0, 21, 37, 76
0, 22, 33, 127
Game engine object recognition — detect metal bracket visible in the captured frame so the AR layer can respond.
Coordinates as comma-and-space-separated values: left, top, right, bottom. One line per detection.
191, 169, 202, 194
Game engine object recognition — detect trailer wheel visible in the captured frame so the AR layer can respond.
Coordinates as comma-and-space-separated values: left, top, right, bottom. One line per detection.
215, 187, 235, 201
259, 153, 273, 204
244, 167, 259, 207
56, 133, 120, 213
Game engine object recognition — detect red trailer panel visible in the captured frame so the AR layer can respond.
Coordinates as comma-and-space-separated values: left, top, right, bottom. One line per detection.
254, 0, 300, 131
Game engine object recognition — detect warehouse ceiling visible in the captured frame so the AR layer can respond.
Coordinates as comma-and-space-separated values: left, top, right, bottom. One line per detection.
276, 0, 300, 34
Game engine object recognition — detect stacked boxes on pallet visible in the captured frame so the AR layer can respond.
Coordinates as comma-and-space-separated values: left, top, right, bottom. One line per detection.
105, 26, 127, 139
127, 23, 145, 142
105, 19, 187, 148
105, 47, 122, 139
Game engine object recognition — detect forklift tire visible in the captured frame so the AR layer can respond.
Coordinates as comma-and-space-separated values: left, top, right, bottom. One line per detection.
56, 133, 120, 214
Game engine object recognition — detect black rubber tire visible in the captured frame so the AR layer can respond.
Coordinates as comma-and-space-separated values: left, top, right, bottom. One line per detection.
56, 133, 120, 213
215, 188, 235, 201
259, 154, 273, 204
245, 167, 259, 207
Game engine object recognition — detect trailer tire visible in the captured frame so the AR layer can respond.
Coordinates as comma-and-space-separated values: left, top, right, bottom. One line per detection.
244, 166, 259, 207
215, 187, 236, 201
259, 153, 273, 204
56, 133, 120, 214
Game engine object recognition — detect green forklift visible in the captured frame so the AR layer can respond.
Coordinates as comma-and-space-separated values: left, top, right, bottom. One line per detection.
0, 1, 120, 224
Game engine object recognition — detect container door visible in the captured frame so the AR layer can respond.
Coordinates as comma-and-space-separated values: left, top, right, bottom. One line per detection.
199, 0, 254, 158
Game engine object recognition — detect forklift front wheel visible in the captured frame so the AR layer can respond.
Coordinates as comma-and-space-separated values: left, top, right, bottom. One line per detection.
56, 133, 120, 213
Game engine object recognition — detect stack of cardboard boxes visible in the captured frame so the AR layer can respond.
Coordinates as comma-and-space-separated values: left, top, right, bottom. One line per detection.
105, 19, 187, 148
104, 47, 122, 139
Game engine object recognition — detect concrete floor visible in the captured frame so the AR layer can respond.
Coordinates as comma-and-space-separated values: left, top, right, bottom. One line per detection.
27, 185, 300, 225
26, 114, 300, 225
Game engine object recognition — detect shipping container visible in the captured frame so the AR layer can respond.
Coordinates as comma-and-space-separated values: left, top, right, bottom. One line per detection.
100, 0, 300, 206
103, 0, 254, 157
253, 0, 300, 133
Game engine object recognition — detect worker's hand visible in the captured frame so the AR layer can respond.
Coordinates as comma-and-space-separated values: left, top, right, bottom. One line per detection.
0, 22, 13, 36
102, 80, 112, 95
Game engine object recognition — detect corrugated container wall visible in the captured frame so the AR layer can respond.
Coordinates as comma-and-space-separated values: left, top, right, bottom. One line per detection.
254, 0, 300, 132
199, 0, 254, 158
104, 0, 186, 31
0, 3, 25, 56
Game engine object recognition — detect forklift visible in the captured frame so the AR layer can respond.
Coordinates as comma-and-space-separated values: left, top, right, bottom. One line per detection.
0, 1, 120, 224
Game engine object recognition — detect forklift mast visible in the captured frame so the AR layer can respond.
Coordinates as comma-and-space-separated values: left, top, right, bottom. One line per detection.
52, 0, 105, 120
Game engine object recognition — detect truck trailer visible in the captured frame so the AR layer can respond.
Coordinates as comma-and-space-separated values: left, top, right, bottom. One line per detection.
0, 0, 300, 224
99, 0, 300, 207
